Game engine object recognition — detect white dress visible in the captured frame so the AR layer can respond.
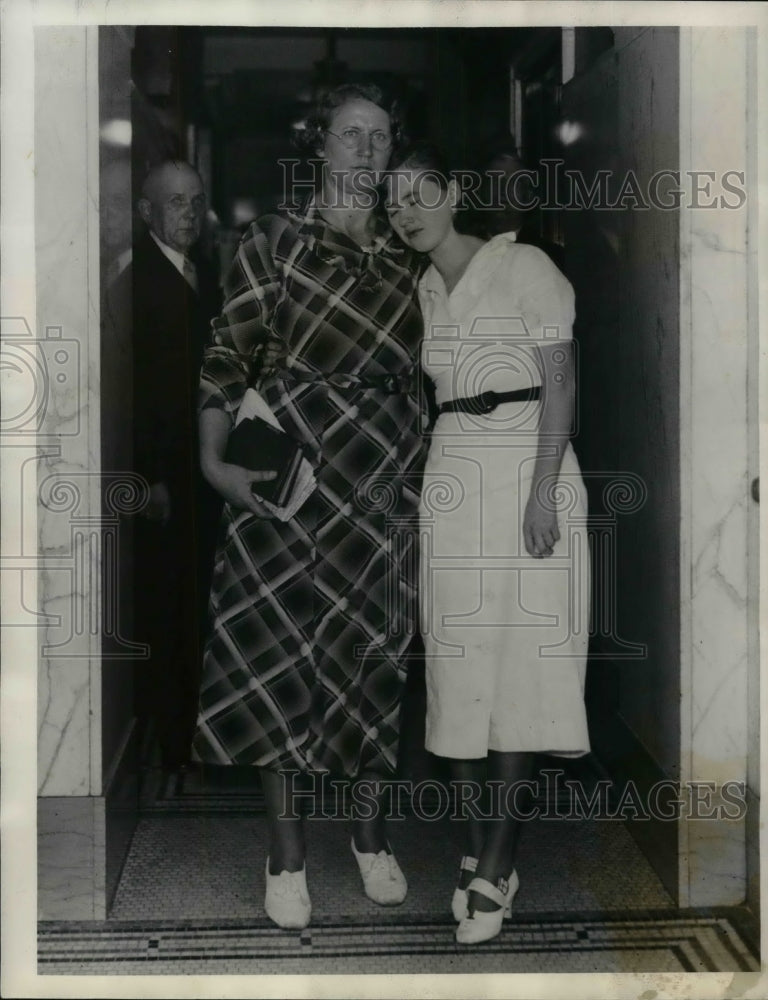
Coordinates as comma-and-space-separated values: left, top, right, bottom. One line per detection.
419, 233, 591, 759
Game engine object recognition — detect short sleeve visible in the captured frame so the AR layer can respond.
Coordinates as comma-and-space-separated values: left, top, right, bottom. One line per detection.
198, 347, 251, 426
492, 244, 575, 343
210, 219, 283, 355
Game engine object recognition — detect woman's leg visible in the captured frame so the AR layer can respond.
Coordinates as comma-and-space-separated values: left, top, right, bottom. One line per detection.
468, 750, 533, 913
447, 757, 487, 887
260, 766, 306, 873
350, 768, 408, 904
351, 768, 391, 853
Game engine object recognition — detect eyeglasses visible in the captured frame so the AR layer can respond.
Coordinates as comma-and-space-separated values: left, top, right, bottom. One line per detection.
325, 127, 393, 151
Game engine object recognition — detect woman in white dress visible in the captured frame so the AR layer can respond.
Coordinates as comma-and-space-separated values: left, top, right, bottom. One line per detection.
385, 146, 590, 944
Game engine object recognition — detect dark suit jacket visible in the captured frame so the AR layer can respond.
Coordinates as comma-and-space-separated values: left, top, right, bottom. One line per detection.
104, 233, 222, 762
118, 232, 221, 501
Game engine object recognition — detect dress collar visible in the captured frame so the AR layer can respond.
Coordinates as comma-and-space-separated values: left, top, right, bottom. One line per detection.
286, 193, 404, 261
420, 230, 518, 299
209, 196, 415, 359
285, 192, 409, 288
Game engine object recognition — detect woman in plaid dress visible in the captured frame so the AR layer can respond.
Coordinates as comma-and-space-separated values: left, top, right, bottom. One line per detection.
193, 85, 426, 927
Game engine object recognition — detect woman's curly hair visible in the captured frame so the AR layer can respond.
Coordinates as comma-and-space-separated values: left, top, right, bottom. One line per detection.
293, 82, 407, 156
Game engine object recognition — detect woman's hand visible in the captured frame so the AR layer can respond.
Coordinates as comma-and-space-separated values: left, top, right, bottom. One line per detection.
199, 406, 277, 517
259, 336, 286, 374
523, 489, 560, 558
207, 461, 277, 517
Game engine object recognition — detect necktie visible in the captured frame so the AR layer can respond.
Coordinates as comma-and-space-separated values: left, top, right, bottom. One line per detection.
183, 258, 198, 293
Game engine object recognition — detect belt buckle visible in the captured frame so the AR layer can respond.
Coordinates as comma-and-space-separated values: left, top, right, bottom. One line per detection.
382, 374, 399, 394
476, 390, 497, 414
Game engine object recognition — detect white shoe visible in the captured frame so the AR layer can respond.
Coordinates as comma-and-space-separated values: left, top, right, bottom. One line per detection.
351, 838, 408, 905
455, 870, 519, 945
451, 855, 478, 921
264, 858, 311, 929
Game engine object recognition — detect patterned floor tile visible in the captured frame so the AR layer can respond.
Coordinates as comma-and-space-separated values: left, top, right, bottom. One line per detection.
108, 811, 674, 923
36, 773, 761, 976
38, 911, 760, 975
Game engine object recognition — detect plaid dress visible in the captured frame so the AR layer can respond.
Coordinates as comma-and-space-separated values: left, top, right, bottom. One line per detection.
193, 198, 426, 777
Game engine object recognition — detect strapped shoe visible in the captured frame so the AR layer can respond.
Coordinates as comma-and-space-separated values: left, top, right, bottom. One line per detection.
455, 870, 520, 945
451, 855, 478, 921
351, 838, 408, 905
264, 858, 312, 929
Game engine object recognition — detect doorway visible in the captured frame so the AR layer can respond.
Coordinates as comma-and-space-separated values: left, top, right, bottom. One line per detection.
93, 24, 756, 921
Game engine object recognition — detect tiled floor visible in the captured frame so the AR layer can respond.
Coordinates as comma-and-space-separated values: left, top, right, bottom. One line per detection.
38, 781, 761, 975
38, 911, 760, 975
110, 810, 674, 921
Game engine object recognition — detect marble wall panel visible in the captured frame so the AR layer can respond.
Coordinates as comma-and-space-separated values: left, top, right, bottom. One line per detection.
679, 27, 751, 906
38, 796, 106, 921
35, 27, 102, 796
565, 26, 755, 908
35, 25, 141, 920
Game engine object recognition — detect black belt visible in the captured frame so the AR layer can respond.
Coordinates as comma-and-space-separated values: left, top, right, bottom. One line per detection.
275, 369, 413, 395
437, 386, 541, 416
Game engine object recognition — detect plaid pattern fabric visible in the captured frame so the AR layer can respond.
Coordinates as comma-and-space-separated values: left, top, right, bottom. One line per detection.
193, 198, 426, 776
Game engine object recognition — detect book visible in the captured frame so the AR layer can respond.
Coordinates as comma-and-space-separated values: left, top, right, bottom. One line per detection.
226, 387, 316, 519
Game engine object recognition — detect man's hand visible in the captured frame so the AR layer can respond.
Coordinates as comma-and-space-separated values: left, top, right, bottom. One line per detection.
144, 481, 171, 525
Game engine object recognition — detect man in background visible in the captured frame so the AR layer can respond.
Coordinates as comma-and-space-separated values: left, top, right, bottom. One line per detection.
125, 159, 221, 769
479, 138, 566, 274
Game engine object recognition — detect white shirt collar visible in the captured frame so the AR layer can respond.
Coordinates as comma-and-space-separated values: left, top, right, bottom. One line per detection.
115, 247, 133, 274
150, 230, 193, 277
419, 231, 518, 298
